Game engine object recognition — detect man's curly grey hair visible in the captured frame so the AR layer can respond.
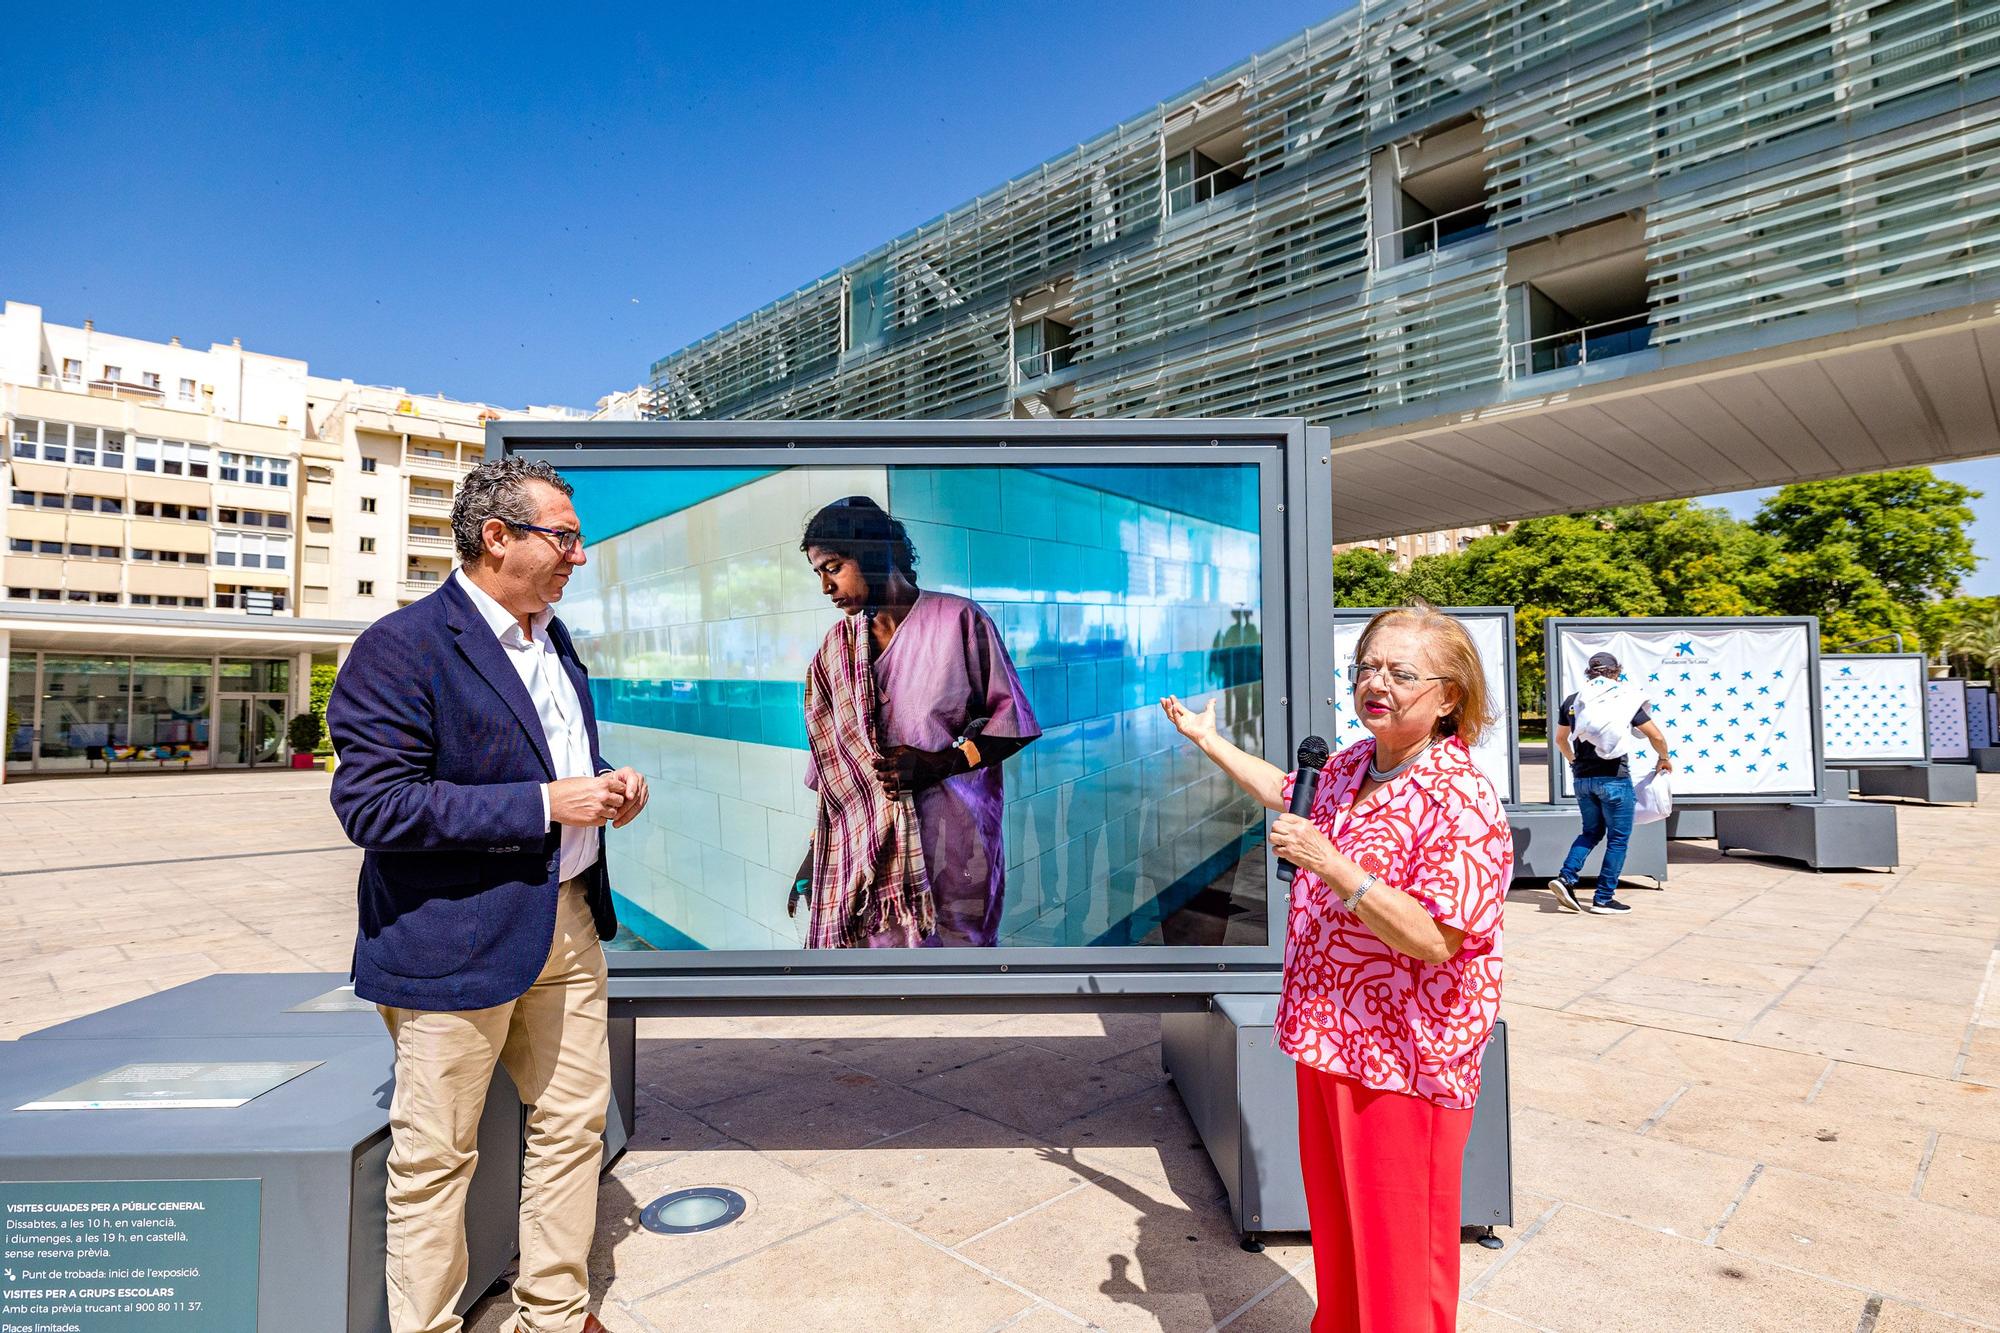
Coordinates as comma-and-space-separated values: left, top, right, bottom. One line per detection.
451, 457, 575, 565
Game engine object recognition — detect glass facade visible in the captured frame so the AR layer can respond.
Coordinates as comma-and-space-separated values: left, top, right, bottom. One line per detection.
1, 654, 293, 774
6, 657, 35, 765
647, 0, 2000, 450
38, 657, 129, 771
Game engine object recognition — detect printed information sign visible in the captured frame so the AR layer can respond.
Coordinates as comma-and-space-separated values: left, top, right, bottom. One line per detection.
0, 1178, 259, 1331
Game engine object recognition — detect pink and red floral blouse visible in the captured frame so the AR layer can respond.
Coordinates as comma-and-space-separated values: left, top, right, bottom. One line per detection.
1276, 735, 1510, 1110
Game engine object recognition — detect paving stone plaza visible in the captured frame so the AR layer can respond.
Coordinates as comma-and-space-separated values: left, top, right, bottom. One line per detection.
2, 767, 1994, 1331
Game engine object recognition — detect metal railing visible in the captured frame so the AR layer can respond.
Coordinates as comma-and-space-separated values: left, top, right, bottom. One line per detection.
1013, 346, 1076, 383
1373, 203, 1492, 268
1165, 161, 1246, 216
1506, 315, 1653, 378
404, 451, 473, 474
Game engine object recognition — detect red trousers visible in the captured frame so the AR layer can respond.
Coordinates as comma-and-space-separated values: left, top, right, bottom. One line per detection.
1296, 1063, 1474, 1333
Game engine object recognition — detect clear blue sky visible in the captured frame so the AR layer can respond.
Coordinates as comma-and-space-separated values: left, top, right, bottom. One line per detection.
2, 0, 1993, 592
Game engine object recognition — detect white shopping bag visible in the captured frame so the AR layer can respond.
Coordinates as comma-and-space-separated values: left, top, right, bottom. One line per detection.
1633, 769, 1673, 825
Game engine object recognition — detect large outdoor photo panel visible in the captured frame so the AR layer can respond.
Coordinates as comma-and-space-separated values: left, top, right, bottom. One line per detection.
1333, 608, 1517, 803
496, 420, 1327, 978
1819, 653, 1930, 765
1929, 678, 1971, 760
1547, 617, 1822, 801
1966, 683, 1995, 749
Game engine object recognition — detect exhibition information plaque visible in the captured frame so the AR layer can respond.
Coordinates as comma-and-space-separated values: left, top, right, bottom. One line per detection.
16, 1062, 321, 1111
0, 1178, 259, 1332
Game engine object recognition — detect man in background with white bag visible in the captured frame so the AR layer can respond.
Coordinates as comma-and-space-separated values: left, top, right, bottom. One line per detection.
1549, 651, 1673, 916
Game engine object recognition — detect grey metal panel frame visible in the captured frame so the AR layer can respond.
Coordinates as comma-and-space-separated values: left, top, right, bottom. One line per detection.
491, 418, 1326, 992
1930, 677, 1973, 761
1543, 615, 1825, 804
1333, 605, 1520, 803
1968, 683, 1996, 750
1819, 652, 1932, 767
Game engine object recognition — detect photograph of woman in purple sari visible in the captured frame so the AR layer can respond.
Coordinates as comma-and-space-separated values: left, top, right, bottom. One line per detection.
793, 495, 1040, 948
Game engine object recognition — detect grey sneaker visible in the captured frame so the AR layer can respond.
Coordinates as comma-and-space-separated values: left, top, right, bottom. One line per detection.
1589, 899, 1632, 915
1548, 878, 1584, 913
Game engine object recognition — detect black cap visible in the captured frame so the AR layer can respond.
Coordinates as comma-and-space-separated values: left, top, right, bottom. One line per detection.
1587, 651, 1621, 678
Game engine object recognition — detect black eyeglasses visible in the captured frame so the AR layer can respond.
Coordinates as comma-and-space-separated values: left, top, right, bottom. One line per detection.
503, 520, 585, 554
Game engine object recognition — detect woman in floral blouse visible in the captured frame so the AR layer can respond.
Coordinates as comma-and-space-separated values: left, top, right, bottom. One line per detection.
1163, 604, 1511, 1333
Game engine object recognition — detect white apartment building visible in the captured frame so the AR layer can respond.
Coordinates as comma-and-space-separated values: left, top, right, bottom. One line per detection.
0, 299, 596, 778
1334, 524, 1505, 571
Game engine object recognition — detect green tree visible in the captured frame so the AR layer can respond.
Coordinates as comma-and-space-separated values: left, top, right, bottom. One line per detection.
1940, 605, 2000, 680
1919, 595, 2000, 665
1332, 548, 1403, 608
1753, 469, 1978, 606
1460, 515, 1667, 712
1754, 540, 1915, 650
307, 659, 339, 751
1603, 500, 1775, 617
1400, 552, 1471, 608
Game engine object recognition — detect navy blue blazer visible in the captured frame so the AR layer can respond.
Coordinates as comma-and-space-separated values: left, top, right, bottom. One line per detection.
328, 575, 617, 1011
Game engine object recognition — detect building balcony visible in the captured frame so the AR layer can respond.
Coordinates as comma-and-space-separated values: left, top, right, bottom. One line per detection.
404, 453, 472, 482
1506, 315, 1654, 379
405, 532, 453, 553
408, 493, 452, 515
400, 575, 446, 599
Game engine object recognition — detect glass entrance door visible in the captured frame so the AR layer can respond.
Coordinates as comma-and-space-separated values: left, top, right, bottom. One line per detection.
219, 695, 285, 766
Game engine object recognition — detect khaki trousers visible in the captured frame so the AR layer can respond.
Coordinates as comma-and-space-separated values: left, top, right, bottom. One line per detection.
379, 879, 610, 1333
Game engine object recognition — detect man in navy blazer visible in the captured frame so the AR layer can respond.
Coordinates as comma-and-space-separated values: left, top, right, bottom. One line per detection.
329, 455, 645, 1333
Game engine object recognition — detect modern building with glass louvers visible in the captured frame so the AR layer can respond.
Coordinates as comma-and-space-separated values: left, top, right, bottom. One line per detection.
648, 0, 2000, 541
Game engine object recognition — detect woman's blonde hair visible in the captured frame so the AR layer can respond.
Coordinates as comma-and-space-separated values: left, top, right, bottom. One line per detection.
1353, 602, 1494, 748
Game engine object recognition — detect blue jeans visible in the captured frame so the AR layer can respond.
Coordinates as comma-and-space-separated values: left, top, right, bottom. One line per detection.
1560, 775, 1633, 904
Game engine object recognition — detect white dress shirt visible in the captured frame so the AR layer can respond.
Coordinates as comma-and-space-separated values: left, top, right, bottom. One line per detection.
454, 569, 600, 881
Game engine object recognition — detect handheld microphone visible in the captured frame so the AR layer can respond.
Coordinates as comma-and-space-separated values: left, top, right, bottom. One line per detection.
1277, 735, 1331, 882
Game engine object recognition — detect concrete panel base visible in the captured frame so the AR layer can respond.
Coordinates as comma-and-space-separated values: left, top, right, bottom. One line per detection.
1506, 804, 1668, 886
1665, 807, 1715, 840
1826, 767, 1863, 794
1854, 763, 1979, 804
22, 973, 524, 1328
0, 1036, 515, 1333
1161, 995, 1512, 1240
1970, 747, 2000, 773
1713, 801, 1900, 870
608, 1013, 636, 1164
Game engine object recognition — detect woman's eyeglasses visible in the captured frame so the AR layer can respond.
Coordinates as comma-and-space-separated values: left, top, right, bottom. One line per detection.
504, 520, 585, 554
1343, 662, 1447, 688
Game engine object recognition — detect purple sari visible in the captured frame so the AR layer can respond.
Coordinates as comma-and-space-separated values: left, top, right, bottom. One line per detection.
808, 590, 1040, 946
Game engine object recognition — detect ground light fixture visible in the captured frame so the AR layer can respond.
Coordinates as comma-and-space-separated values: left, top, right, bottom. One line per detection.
639, 1187, 748, 1235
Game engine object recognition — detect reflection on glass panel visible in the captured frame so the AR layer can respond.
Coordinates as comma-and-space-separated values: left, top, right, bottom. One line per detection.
39, 656, 130, 771
129, 659, 212, 765
255, 698, 286, 764
6, 656, 35, 767
563, 461, 1269, 954
220, 659, 290, 694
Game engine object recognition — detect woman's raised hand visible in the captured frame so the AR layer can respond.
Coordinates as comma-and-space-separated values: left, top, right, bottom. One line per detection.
1161, 695, 1217, 744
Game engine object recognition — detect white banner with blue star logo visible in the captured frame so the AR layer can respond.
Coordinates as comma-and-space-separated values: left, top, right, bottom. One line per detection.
1927, 679, 1969, 760
1967, 683, 1995, 749
1557, 625, 1815, 798
1819, 655, 1927, 763
1333, 611, 1514, 801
